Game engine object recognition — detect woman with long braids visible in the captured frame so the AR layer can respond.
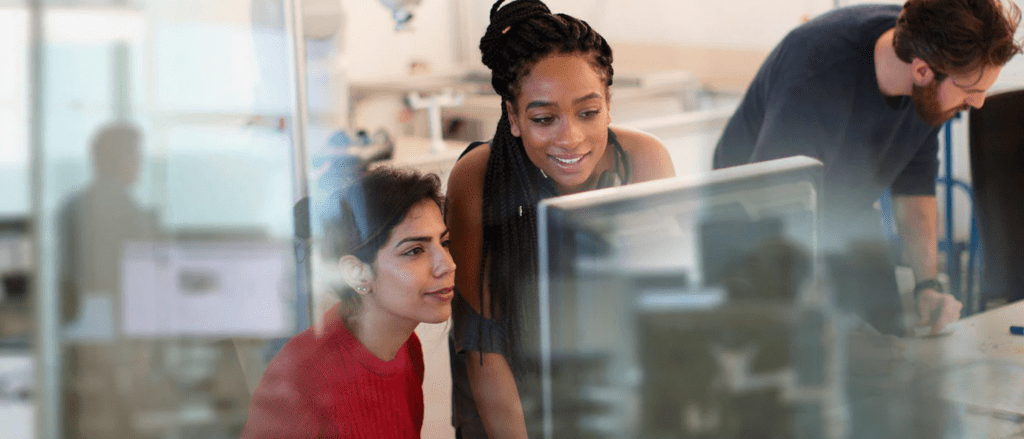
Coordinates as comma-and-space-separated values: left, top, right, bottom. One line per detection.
446, 1, 675, 437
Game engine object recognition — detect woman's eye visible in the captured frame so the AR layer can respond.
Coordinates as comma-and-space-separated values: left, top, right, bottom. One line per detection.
403, 247, 424, 256
581, 109, 600, 119
441, 239, 451, 248
530, 117, 554, 125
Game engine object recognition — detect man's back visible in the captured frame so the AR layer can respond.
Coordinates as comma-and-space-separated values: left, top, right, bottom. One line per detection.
714, 4, 941, 232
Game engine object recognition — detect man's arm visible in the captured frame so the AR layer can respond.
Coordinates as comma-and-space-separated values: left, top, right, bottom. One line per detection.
892, 195, 962, 333
57, 200, 80, 324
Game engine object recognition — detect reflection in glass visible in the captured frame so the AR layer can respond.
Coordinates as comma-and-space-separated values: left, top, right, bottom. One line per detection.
32, 1, 303, 438
536, 157, 845, 438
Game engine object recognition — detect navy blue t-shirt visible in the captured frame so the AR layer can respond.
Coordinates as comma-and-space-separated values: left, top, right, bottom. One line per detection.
714, 5, 940, 242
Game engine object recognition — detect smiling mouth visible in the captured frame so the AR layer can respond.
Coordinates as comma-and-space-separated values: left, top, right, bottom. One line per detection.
552, 155, 583, 164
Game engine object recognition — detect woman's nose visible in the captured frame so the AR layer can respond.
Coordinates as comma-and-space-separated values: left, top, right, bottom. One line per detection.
555, 119, 583, 148
434, 248, 456, 277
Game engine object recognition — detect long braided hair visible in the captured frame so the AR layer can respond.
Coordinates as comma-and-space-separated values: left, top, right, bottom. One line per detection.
477, 0, 614, 370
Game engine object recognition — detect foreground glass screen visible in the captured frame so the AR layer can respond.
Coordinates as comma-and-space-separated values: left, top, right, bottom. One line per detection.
535, 156, 844, 439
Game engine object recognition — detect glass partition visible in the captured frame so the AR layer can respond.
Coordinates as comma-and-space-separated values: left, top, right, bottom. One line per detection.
536, 157, 842, 438
1, 3, 37, 439
29, 1, 307, 437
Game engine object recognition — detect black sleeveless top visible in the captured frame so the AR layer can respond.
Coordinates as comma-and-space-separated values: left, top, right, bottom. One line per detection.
449, 127, 631, 437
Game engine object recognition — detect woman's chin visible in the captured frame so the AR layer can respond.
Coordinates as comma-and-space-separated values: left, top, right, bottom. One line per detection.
421, 309, 452, 325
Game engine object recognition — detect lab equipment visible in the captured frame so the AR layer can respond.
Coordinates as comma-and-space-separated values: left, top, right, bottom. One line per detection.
405, 90, 465, 155
378, 0, 422, 31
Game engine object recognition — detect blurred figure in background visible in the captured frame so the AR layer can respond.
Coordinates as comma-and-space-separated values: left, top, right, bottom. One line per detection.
60, 123, 156, 323
57, 122, 160, 438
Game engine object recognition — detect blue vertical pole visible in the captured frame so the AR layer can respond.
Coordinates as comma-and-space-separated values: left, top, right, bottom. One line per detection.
943, 119, 959, 299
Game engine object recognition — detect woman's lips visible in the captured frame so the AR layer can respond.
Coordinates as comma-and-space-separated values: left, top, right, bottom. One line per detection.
425, 287, 454, 302
549, 152, 588, 174
552, 155, 583, 164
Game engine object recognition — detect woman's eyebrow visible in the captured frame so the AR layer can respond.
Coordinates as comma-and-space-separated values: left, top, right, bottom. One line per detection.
394, 236, 431, 247
524, 92, 603, 110
525, 100, 554, 110
573, 92, 602, 104
394, 229, 449, 247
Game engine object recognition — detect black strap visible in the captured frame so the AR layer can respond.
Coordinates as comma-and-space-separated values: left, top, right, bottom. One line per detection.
607, 128, 631, 185
459, 140, 488, 161
913, 278, 945, 297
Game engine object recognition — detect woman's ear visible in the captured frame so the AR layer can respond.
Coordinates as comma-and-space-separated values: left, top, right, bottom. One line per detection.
506, 100, 521, 137
339, 255, 372, 295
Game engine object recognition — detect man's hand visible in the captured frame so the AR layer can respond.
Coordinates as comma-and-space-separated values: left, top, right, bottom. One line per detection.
916, 288, 963, 334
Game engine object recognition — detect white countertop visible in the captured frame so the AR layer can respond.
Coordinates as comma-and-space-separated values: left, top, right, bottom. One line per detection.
902, 300, 1024, 433
902, 300, 1024, 368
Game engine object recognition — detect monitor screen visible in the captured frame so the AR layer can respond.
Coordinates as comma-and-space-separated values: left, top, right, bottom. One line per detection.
535, 156, 845, 438
120, 240, 293, 338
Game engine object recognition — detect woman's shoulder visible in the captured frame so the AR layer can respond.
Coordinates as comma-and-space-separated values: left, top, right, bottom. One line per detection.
610, 125, 676, 182
259, 326, 336, 383
242, 328, 321, 438
406, 331, 425, 380
450, 142, 491, 182
447, 142, 491, 204
268, 327, 319, 370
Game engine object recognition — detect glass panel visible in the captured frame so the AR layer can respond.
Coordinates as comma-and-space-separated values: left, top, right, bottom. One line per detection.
0, 3, 34, 439
537, 157, 838, 438
33, 1, 303, 437
0, 5, 30, 217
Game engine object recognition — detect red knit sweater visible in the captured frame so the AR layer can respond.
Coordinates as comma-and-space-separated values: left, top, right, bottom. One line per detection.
241, 321, 424, 438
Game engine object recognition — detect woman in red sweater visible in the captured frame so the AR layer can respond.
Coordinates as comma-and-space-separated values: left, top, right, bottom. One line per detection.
242, 167, 456, 438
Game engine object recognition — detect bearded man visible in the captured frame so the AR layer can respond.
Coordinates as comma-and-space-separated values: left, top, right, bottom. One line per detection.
713, 0, 1022, 335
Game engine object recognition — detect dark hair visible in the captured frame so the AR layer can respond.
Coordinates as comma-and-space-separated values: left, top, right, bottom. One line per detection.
91, 122, 141, 176
324, 166, 444, 315
894, 0, 1022, 80
477, 0, 614, 369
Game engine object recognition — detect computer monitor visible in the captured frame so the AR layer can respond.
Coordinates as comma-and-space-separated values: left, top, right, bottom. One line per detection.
120, 240, 293, 338
536, 156, 844, 439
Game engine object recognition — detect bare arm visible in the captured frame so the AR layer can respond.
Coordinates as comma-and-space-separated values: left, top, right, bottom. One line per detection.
446, 145, 529, 439
465, 351, 528, 438
611, 125, 676, 181
893, 195, 962, 332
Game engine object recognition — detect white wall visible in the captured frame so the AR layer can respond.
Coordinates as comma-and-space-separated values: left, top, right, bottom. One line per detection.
417, 0, 1024, 245
340, 0, 457, 80
453, 0, 905, 54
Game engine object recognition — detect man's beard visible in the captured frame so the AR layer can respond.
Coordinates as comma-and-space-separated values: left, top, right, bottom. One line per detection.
912, 80, 967, 127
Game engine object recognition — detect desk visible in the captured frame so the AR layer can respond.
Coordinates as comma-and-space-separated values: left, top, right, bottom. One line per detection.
902, 300, 1024, 437
908, 299, 1024, 363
